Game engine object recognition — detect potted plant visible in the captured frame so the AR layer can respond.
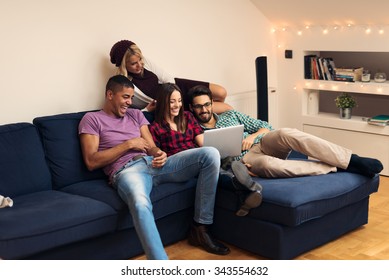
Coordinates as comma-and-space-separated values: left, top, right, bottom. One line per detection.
334, 93, 357, 119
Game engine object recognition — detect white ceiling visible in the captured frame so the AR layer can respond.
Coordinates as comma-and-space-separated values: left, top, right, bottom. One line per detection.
251, 0, 389, 28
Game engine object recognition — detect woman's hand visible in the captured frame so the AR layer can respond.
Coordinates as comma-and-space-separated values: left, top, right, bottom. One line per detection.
145, 100, 157, 112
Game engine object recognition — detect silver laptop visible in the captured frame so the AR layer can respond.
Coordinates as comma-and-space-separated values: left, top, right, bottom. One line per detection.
203, 125, 244, 158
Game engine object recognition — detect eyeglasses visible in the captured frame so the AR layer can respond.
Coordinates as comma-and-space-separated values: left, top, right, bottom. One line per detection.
191, 102, 212, 110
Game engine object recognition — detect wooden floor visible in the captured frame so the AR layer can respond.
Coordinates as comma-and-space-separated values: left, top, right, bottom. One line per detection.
132, 176, 389, 260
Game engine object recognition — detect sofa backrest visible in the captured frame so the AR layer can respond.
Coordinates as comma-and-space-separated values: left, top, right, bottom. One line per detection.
0, 123, 52, 197
33, 111, 106, 190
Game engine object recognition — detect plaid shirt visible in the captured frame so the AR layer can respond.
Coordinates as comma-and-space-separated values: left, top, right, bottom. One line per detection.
149, 111, 203, 156
203, 110, 274, 159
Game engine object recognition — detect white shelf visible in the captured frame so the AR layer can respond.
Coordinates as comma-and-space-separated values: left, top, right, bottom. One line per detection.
302, 113, 389, 136
302, 51, 389, 176
303, 79, 389, 96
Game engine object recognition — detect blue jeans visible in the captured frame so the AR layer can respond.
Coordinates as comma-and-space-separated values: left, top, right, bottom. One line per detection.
112, 147, 220, 260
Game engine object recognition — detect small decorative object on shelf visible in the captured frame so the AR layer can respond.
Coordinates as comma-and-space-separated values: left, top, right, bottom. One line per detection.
374, 71, 387, 83
361, 70, 371, 82
339, 107, 352, 119
335, 93, 357, 119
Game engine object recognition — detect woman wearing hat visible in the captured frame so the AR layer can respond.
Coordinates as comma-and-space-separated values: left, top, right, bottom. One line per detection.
109, 40, 232, 114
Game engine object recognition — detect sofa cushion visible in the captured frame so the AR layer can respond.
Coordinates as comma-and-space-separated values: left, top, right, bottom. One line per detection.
217, 171, 379, 227
61, 179, 125, 211
33, 112, 106, 189
61, 178, 197, 230
148, 179, 196, 227
0, 123, 52, 197
0, 190, 117, 259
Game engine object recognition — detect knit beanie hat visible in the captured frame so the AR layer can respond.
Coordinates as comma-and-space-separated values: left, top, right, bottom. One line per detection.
110, 40, 135, 67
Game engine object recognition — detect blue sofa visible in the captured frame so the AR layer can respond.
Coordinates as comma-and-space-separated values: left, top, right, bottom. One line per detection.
0, 111, 380, 259
214, 171, 379, 259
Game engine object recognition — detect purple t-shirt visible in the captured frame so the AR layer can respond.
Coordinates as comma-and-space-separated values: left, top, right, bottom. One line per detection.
78, 109, 149, 179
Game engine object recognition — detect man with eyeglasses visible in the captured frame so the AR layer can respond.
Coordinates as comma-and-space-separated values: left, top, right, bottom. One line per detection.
188, 85, 383, 180
188, 86, 270, 216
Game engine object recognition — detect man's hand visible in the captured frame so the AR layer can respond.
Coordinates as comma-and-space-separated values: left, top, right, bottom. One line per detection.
127, 137, 150, 153
244, 163, 258, 177
241, 128, 271, 151
150, 149, 167, 168
241, 134, 256, 151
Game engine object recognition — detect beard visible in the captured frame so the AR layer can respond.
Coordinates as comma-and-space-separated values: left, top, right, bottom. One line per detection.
197, 111, 212, 123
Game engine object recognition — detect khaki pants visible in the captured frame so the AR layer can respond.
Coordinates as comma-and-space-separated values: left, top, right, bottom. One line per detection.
242, 128, 352, 178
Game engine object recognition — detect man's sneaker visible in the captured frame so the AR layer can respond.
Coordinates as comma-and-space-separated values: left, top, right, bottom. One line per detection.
231, 161, 262, 192
231, 161, 263, 216
235, 191, 262, 217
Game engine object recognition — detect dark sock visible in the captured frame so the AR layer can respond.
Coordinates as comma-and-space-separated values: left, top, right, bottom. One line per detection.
347, 154, 383, 177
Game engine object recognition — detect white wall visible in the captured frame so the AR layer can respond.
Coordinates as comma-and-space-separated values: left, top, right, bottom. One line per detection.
275, 26, 389, 129
0, 0, 277, 124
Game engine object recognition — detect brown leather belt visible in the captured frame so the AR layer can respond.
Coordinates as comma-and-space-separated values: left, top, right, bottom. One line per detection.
131, 155, 144, 161
114, 155, 145, 178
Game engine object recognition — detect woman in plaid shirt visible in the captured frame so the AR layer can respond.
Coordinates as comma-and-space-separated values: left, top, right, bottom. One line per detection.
150, 83, 263, 217
149, 83, 204, 156
149, 83, 232, 254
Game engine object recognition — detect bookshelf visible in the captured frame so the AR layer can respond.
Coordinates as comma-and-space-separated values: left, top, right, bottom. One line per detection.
302, 51, 389, 176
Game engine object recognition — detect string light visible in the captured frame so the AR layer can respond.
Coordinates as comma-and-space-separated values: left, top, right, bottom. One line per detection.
271, 24, 389, 36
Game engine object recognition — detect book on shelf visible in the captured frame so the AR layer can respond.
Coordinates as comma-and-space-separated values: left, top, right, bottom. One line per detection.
304, 55, 336, 80
304, 54, 316, 79
326, 58, 336, 80
318, 57, 331, 80
366, 114, 389, 126
334, 67, 363, 82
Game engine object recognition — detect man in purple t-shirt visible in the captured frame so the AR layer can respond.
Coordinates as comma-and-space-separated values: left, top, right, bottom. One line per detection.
78, 75, 229, 260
